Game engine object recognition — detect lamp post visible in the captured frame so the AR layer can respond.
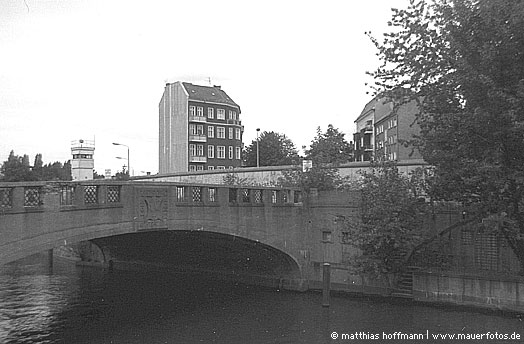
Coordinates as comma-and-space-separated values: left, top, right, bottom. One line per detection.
113, 142, 130, 176
256, 128, 260, 168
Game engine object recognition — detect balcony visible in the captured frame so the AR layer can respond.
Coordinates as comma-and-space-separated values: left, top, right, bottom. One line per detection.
189, 156, 207, 163
227, 119, 242, 126
362, 124, 373, 133
189, 134, 207, 142
189, 116, 206, 123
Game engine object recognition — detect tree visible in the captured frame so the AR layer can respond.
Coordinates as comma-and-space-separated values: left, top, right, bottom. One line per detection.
345, 162, 432, 276
0, 152, 72, 182
305, 124, 353, 164
368, 0, 524, 272
242, 131, 300, 167
0, 151, 33, 181
279, 166, 344, 192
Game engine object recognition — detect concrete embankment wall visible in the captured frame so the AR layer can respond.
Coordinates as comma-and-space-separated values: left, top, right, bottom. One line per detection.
413, 271, 524, 313
308, 265, 524, 313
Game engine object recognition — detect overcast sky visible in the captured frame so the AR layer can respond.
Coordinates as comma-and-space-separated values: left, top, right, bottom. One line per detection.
1, 0, 407, 175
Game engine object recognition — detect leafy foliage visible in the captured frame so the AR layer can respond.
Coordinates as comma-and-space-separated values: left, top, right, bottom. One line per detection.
242, 131, 300, 167
305, 125, 353, 164
345, 162, 432, 275
279, 166, 344, 192
368, 0, 524, 272
1, 150, 71, 181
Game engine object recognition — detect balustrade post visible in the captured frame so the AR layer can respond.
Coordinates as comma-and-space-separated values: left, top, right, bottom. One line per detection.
11, 186, 24, 212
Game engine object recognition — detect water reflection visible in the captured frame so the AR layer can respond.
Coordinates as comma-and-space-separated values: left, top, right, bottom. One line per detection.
0, 254, 522, 343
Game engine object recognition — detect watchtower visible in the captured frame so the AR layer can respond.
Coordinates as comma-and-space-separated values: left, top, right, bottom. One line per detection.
71, 139, 95, 180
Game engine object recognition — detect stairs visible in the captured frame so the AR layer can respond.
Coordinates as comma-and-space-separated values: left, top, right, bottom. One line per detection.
391, 267, 416, 299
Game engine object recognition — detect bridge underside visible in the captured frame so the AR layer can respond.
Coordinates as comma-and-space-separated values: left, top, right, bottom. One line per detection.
80, 231, 304, 290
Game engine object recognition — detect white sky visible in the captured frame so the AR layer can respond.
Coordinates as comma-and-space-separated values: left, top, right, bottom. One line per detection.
0, 0, 407, 175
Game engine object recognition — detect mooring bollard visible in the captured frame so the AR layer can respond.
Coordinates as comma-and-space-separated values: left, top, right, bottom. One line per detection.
322, 263, 331, 307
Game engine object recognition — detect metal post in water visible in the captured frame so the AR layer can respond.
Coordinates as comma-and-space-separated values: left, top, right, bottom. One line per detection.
322, 263, 331, 307
47, 249, 54, 272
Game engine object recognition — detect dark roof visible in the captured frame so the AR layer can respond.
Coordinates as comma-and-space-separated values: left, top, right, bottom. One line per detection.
182, 82, 240, 111
354, 96, 379, 123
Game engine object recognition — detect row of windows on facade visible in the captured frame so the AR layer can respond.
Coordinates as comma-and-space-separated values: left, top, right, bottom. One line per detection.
375, 135, 398, 148
375, 117, 398, 135
189, 144, 241, 160
189, 124, 241, 140
189, 106, 238, 121
72, 154, 93, 159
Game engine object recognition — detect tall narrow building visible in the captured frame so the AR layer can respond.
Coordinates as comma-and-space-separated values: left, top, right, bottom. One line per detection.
159, 82, 243, 173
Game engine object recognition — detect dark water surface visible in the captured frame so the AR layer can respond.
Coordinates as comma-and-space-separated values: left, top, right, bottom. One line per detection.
0, 255, 522, 344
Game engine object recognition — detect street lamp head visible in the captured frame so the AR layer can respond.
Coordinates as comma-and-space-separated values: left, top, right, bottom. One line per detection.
112, 142, 119, 145
256, 128, 260, 132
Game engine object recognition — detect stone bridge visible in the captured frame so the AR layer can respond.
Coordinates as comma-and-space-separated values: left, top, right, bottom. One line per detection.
0, 181, 359, 291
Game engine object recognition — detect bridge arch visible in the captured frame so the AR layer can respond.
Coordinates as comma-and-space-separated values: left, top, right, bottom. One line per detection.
87, 230, 302, 288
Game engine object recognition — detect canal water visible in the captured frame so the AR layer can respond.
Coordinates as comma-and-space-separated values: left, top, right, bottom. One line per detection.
0, 254, 522, 344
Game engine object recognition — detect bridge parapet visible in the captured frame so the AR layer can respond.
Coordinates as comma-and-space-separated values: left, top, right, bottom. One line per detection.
0, 181, 303, 215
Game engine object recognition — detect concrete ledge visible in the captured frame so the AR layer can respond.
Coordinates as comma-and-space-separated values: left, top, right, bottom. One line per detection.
413, 272, 524, 313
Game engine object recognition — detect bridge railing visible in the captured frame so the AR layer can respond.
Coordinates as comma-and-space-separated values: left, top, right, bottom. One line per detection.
0, 181, 302, 213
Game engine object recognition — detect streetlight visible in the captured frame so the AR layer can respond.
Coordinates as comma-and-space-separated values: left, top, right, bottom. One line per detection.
113, 142, 130, 176
256, 128, 261, 168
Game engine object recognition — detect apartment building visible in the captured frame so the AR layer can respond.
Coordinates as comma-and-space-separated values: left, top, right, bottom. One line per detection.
159, 82, 243, 173
353, 95, 421, 162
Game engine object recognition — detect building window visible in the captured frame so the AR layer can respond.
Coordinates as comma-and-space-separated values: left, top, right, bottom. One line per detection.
189, 124, 196, 135
189, 106, 196, 116
217, 127, 225, 139
229, 110, 233, 120
235, 147, 241, 160
197, 144, 204, 156
196, 125, 204, 135
228, 127, 233, 139
217, 109, 225, 120
228, 146, 233, 159
197, 106, 203, 117
189, 165, 196, 171
233, 111, 237, 120
208, 166, 214, 170
235, 128, 241, 140
208, 108, 214, 118
196, 165, 203, 171
208, 145, 215, 158
217, 146, 225, 159
189, 144, 196, 156
208, 126, 214, 138
322, 231, 333, 243
217, 166, 225, 170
